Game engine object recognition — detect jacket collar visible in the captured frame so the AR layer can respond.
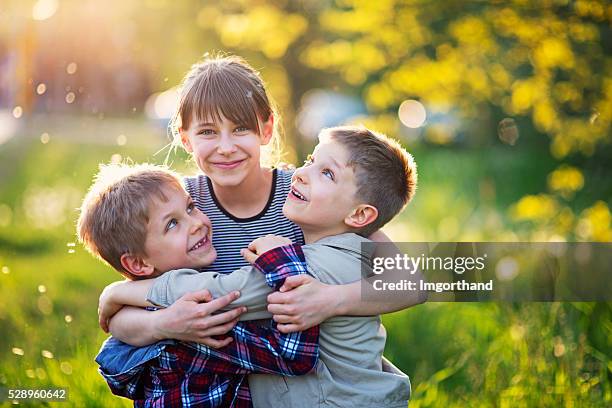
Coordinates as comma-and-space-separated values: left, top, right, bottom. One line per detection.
310, 233, 375, 259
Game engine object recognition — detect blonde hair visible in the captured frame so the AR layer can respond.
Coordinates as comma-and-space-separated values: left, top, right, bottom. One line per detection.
169, 53, 284, 167
321, 126, 418, 237
77, 163, 184, 280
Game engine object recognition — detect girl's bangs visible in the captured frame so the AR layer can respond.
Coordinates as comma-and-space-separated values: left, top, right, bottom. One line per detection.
189, 75, 264, 133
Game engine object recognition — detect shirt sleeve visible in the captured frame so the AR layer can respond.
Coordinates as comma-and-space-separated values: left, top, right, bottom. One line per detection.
147, 266, 273, 321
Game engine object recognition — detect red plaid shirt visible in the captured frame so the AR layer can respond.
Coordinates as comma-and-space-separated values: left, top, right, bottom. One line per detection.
97, 244, 318, 408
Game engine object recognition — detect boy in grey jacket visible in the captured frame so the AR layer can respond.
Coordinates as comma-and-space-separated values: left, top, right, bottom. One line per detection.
101, 125, 419, 407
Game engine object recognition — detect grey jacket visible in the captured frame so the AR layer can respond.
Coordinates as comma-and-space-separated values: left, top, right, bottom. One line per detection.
147, 233, 411, 408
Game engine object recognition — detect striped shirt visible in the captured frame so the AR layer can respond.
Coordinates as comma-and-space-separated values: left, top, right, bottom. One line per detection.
184, 168, 305, 274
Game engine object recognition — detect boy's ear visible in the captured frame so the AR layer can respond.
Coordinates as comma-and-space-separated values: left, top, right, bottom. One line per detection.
179, 128, 193, 153
260, 114, 274, 146
120, 253, 156, 278
344, 204, 378, 230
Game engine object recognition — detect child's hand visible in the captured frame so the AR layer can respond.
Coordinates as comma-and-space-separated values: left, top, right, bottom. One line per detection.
241, 235, 293, 264
98, 281, 128, 332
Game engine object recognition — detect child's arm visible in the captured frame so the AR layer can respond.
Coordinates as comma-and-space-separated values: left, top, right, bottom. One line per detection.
98, 266, 266, 335
107, 293, 242, 348
98, 279, 155, 331
266, 230, 428, 333
146, 267, 271, 319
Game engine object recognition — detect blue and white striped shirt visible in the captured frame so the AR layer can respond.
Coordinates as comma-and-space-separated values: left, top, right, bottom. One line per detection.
184, 168, 305, 274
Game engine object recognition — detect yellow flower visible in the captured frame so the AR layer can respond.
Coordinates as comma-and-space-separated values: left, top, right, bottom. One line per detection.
511, 194, 558, 222
547, 165, 584, 198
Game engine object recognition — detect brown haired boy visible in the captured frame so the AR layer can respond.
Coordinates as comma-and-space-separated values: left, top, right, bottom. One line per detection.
79, 163, 319, 407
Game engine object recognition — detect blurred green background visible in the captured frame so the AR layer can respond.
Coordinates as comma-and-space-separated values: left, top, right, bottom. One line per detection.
0, 0, 611, 406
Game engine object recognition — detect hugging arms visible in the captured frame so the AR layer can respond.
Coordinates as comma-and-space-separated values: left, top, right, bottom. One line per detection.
103, 229, 426, 347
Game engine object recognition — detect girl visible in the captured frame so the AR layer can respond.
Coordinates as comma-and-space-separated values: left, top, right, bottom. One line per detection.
107, 54, 424, 352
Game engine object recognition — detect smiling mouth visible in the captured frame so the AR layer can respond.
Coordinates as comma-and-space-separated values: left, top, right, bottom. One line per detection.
212, 159, 245, 169
290, 186, 308, 202
189, 235, 210, 252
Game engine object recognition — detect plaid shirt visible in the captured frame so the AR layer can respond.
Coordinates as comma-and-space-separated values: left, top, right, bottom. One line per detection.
96, 244, 319, 408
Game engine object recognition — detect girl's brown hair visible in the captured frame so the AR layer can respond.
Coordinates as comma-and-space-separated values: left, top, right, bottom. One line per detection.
170, 54, 284, 166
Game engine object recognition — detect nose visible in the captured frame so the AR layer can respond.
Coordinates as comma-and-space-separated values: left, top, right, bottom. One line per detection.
217, 132, 237, 155
189, 217, 203, 235
292, 166, 308, 184
189, 208, 209, 235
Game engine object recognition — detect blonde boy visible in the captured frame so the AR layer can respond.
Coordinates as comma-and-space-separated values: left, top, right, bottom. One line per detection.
78, 163, 319, 407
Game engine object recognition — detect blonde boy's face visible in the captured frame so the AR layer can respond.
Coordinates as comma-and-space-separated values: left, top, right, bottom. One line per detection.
283, 139, 361, 238
143, 185, 216, 273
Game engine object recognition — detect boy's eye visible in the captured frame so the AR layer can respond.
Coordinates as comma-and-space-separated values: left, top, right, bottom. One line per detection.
165, 218, 178, 232
234, 126, 249, 133
187, 202, 195, 214
322, 168, 335, 180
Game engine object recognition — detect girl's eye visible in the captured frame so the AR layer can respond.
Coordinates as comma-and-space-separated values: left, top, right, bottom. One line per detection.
166, 219, 178, 232
322, 169, 335, 180
187, 202, 195, 214
234, 126, 249, 133
198, 129, 216, 137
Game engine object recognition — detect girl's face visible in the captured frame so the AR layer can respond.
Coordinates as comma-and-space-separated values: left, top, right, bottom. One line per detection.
180, 114, 273, 187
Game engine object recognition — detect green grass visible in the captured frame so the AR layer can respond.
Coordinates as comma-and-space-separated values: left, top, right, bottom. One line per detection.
0, 117, 610, 407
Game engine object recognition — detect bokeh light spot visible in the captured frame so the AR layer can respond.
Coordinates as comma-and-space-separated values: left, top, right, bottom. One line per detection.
12, 106, 23, 118
12, 347, 24, 356
60, 362, 73, 375
23, 185, 81, 229
145, 87, 180, 120
37, 295, 53, 315
398, 100, 426, 128
41, 350, 54, 359
66, 62, 78, 75
40, 133, 50, 144
35, 368, 47, 379
110, 153, 122, 164
32, 0, 58, 21
498, 118, 519, 145
495, 256, 519, 281
36, 83, 47, 95
65, 92, 76, 104
553, 338, 566, 357
64, 315, 73, 323
117, 134, 127, 146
